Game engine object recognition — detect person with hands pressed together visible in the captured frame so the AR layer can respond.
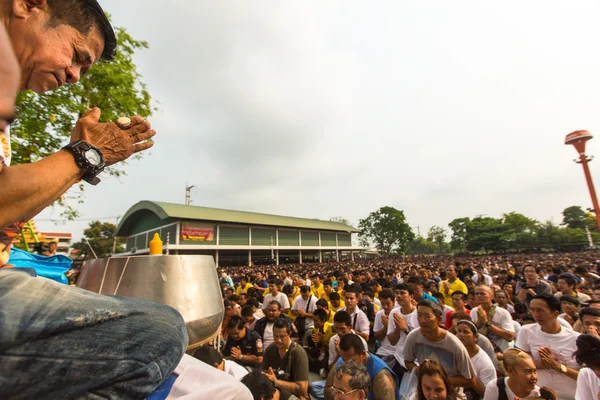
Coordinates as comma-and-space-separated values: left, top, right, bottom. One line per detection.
342, 285, 371, 341
0, 2, 187, 399
387, 283, 418, 381
471, 285, 515, 352
516, 294, 581, 400
223, 316, 264, 368
440, 266, 468, 307
373, 289, 397, 367
262, 319, 309, 399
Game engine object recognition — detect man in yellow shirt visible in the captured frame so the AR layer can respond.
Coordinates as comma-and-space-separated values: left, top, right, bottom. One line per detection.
311, 274, 326, 299
236, 276, 253, 296
439, 265, 468, 307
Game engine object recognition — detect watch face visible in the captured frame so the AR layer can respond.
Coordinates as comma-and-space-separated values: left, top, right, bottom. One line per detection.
84, 149, 102, 166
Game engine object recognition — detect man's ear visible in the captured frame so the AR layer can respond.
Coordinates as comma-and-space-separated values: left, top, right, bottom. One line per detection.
12, 0, 48, 19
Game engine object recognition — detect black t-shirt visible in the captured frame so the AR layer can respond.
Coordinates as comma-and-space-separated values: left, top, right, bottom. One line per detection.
223, 328, 264, 366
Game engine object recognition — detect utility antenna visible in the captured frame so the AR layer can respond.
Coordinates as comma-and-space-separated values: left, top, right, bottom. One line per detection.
185, 182, 196, 205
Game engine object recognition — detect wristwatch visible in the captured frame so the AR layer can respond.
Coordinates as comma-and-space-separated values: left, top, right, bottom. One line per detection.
560, 364, 567, 374
62, 140, 105, 185
485, 321, 492, 327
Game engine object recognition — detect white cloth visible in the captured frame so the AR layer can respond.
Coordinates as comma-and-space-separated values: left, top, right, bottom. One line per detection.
165, 354, 252, 399
516, 323, 581, 400
283, 277, 293, 287
291, 294, 318, 329
263, 322, 274, 350
513, 320, 521, 342
558, 316, 573, 330
470, 306, 514, 352
575, 367, 600, 400
262, 292, 290, 310
223, 359, 249, 381
341, 307, 370, 336
441, 304, 454, 327
374, 297, 382, 309
328, 332, 368, 366
473, 274, 493, 286
374, 309, 396, 357
470, 348, 497, 387
483, 377, 540, 400
1, 125, 10, 166
387, 308, 419, 367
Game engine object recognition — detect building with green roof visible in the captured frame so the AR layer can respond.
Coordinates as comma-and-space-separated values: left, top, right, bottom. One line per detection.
115, 201, 362, 266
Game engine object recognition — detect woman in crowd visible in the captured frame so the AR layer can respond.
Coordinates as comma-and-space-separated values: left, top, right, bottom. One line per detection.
574, 334, 600, 400
455, 320, 497, 399
483, 348, 540, 400
416, 360, 459, 400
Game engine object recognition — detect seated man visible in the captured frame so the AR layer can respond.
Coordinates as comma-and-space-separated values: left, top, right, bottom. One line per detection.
193, 345, 248, 381
307, 308, 334, 372
222, 315, 264, 368
0, 3, 188, 398
263, 319, 309, 398
579, 307, 600, 336
331, 360, 371, 400
241, 371, 298, 400
324, 334, 399, 400
254, 300, 298, 350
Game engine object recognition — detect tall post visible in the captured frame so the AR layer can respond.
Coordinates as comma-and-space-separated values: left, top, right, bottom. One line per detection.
565, 130, 600, 232
578, 155, 600, 232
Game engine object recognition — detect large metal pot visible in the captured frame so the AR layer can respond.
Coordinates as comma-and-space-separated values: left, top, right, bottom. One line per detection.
77, 255, 223, 349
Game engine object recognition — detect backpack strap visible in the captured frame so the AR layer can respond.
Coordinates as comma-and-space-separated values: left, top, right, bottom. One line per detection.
497, 378, 509, 400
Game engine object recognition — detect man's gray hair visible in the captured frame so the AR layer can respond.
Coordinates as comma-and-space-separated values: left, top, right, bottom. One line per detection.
335, 360, 371, 393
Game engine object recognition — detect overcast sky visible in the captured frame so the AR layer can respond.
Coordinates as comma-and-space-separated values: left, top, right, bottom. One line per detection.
36, 0, 600, 241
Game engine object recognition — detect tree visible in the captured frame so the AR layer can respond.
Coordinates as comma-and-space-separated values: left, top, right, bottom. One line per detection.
72, 221, 124, 259
427, 225, 447, 253
406, 236, 437, 255
562, 206, 588, 230
465, 217, 508, 253
12, 25, 154, 220
448, 217, 470, 252
501, 212, 539, 248
358, 206, 414, 255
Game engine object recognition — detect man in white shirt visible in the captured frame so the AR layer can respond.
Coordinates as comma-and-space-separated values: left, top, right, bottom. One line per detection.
192, 345, 249, 381
472, 265, 493, 286
262, 279, 290, 313
327, 311, 368, 369
292, 285, 319, 344
471, 285, 515, 352
341, 286, 370, 341
373, 289, 397, 366
517, 294, 581, 400
387, 283, 418, 381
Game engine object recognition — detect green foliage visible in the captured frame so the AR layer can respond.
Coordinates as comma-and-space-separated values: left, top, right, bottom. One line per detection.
561, 206, 588, 230
329, 216, 352, 226
427, 225, 447, 253
406, 236, 437, 255
72, 221, 124, 259
448, 217, 470, 252
358, 206, 415, 254
11, 26, 154, 220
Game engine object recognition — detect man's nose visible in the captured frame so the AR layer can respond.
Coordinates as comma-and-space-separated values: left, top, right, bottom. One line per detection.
65, 65, 81, 84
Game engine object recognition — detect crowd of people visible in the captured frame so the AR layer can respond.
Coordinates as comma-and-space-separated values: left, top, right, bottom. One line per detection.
211, 251, 600, 399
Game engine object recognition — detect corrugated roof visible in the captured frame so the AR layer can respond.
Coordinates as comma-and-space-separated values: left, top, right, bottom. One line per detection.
115, 200, 358, 236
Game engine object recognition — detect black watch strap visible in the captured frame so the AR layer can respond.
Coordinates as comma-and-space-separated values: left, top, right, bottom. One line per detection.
62, 140, 105, 185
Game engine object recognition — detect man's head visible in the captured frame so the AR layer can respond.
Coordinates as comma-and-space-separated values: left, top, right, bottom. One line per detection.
241, 305, 255, 327
395, 283, 413, 307
451, 291, 467, 311
273, 318, 292, 349
323, 279, 333, 295
344, 286, 359, 310
416, 299, 443, 333
313, 308, 328, 330
333, 310, 352, 336
311, 274, 321, 287
379, 289, 395, 315
7, 0, 117, 93
268, 279, 280, 295
446, 266, 457, 281
241, 371, 277, 400
529, 294, 561, 327
494, 290, 508, 307
227, 315, 247, 341
332, 360, 370, 400
300, 285, 311, 300
523, 265, 538, 282
329, 291, 341, 308
407, 276, 424, 297
192, 345, 224, 371
580, 307, 600, 335
560, 295, 579, 316
474, 285, 494, 307
338, 334, 367, 365
266, 300, 282, 322
558, 274, 576, 294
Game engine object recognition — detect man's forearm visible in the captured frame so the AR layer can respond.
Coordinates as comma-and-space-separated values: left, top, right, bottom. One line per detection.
448, 375, 475, 389
355, 331, 369, 341
276, 379, 307, 398
0, 151, 82, 230
240, 354, 262, 365
489, 325, 514, 341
